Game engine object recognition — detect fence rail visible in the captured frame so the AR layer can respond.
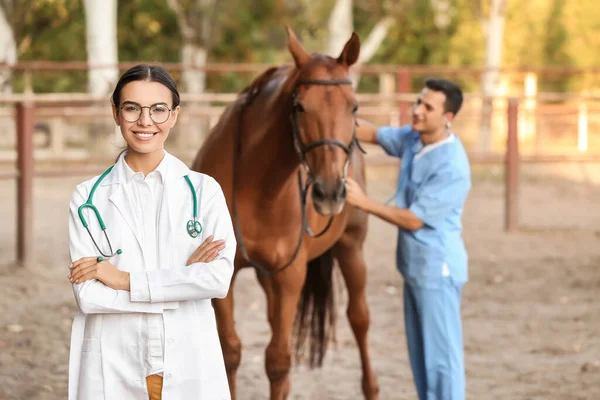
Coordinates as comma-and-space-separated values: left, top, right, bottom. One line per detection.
3, 90, 600, 264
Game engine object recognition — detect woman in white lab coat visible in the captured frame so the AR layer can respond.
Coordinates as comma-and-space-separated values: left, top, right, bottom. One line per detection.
67, 64, 236, 400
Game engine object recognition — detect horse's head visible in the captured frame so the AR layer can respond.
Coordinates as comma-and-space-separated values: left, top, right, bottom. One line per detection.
286, 27, 361, 216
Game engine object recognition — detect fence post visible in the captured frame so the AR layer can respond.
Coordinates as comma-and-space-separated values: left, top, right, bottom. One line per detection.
505, 98, 519, 232
16, 101, 35, 264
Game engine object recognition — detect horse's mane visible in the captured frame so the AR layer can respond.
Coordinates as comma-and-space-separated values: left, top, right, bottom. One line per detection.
239, 64, 294, 104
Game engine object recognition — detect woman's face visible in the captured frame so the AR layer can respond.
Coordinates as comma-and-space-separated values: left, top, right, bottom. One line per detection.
112, 80, 180, 157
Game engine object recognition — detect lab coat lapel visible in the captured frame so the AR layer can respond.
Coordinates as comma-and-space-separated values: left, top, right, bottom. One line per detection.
109, 184, 143, 253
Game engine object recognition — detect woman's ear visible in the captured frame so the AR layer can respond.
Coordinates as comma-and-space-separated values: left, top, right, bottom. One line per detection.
169, 106, 180, 128
112, 103, 120, 126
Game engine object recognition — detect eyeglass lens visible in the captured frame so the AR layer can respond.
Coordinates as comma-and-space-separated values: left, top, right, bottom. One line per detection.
121, 104, 171, 124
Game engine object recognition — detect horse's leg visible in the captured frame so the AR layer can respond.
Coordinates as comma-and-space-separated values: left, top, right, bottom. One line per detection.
213, 262, 243, 399
334, 231, 380, 399
255, 267, 276, 333
260, 260, 307, 400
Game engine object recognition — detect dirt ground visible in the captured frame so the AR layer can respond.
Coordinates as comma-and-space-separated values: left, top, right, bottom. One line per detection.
1, 161, 600, 400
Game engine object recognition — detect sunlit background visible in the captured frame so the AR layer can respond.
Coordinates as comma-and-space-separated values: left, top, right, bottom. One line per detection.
1, 1, 599, 399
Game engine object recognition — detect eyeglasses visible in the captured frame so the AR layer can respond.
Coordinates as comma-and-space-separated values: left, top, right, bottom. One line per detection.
120, 102, 172, 124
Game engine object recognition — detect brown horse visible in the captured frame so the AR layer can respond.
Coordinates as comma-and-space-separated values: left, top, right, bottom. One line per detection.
191, 27, 379, 400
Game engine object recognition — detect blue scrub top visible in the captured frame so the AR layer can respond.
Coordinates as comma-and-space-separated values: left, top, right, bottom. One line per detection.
377, 125, 471, 289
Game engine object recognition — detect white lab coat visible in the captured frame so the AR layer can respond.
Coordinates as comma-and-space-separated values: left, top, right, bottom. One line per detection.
67, 151, 235, 400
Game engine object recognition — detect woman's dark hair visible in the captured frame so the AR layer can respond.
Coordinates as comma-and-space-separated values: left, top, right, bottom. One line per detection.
424, 78, 463, 115
111, 64, 181, 109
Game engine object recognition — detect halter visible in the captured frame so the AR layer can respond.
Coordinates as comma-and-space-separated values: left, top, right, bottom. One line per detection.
232, 77, 366, 277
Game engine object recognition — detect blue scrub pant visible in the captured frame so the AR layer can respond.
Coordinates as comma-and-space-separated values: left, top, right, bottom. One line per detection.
403, 279, 465, 400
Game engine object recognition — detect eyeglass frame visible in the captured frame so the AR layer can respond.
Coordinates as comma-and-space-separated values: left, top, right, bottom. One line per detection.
118, 101, 174, 124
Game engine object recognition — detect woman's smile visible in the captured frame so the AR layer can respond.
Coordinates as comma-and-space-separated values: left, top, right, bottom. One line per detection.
132, 130, 158, 141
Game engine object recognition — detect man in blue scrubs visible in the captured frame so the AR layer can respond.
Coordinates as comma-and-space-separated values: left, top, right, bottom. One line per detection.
345, 78, 471, 400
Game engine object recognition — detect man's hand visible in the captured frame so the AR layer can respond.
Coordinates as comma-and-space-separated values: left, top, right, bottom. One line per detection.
345, 177, 370, 210
186, 235, 225, 266
69, 257, 130, 290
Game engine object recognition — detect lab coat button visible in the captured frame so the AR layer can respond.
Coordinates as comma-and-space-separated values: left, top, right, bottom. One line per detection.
166, 373, 172, 379
168, 338, 174, 345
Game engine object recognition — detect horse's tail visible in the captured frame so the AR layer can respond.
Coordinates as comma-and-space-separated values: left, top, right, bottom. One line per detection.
293, 248, 336, 368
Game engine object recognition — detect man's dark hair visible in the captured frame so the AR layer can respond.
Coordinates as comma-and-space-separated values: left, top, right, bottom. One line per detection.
424, 78, 463, 115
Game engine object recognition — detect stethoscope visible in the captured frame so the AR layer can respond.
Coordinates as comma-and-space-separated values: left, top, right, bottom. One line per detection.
78, 165, 202, 262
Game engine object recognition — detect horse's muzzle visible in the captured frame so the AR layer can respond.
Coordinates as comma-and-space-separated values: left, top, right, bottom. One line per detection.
311, 178, 346, 216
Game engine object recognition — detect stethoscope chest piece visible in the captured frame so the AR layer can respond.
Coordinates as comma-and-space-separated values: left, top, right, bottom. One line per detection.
82, 166, 203, 260
187, 219, 202, 238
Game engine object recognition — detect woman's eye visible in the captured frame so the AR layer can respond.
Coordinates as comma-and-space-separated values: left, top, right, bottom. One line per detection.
352, 104, 359, 114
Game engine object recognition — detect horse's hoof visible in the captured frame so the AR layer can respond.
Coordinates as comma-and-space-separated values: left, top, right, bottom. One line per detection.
362, 375, 379, 400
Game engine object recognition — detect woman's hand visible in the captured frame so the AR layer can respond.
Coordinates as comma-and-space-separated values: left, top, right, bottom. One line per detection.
186, 235, 225, 266
69, 257, 130, 291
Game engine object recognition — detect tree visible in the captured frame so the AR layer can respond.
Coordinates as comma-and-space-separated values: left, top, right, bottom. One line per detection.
326, 0, 393, 86
540, 0, 572, 93
166, 0, 220, 94
83, 0, 118, 96
0, 0, 21, 94
117, 0, 180, 64
474, 0, 507, 152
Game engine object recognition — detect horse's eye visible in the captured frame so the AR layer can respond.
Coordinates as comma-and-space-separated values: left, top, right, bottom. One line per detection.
352, 104, 359, 114
294, 101, 305, 113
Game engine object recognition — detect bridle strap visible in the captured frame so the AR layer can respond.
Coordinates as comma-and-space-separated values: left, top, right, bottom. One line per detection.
232, 77, 365, 277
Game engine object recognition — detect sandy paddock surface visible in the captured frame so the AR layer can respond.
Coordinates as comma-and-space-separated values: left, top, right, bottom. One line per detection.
1, 161, 600, 400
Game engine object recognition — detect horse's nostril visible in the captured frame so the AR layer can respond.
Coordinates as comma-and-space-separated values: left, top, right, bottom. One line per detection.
312, 182, 327, 200
312, 180, 346, 202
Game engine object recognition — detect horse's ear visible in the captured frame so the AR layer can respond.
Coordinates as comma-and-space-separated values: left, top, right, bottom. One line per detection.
286, 26, 310, 67
337, 32, 361, 67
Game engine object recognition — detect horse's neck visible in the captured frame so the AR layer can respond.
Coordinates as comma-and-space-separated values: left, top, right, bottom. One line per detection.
239, 86, 300, 194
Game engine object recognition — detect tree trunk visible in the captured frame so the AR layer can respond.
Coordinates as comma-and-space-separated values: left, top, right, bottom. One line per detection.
478, 0, 506, 152
351, 17, 393, 86
181, 43, 207, 94
179, 42, 208, 152
327, 0, 353, 57
83, 0, 118, 96
166, 0, 215, 155
326, 0, 392, 87
430, 0, 452, 30
83, 0, 119, 156
0, 5, 17, 147
0, 4, 16, 95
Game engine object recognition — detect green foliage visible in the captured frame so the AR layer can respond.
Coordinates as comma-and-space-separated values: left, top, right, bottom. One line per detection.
117, 0, 180, 64
540, 0, 572, 92
3, 0, 599, 94
13, 0, 87, 92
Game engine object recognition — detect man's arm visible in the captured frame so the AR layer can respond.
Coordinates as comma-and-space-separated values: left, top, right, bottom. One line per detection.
355, 118, 379, 144
361, 197, 424, 231
344, 178, 424, 231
